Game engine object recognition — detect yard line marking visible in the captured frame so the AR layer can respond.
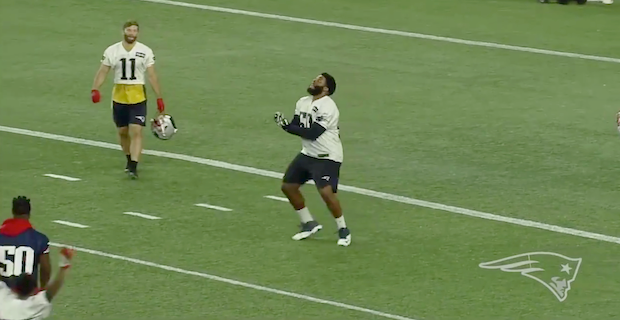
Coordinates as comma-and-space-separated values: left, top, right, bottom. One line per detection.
43, 174, 81, 182
194, 203, 233, 212
49, 242, 416, 320
264, 195, 289, 202
52, 220, 89, 228
137, 0, 620, 64
123, 211, 162, 220
3, 125, 620, 245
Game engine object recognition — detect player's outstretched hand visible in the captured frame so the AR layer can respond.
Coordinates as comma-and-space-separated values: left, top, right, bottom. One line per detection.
274, 112, 289, 128
91, 90, 101, 103
59, 247, 75, 270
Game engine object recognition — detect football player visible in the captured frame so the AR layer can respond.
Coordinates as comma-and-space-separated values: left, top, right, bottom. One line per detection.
274, 73, 351, 246
0, 196, 51, 289
91, 20, 166, 179
0, 247, 75, 320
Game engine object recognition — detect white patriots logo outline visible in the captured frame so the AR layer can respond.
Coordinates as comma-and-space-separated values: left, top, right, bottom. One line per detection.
479, 251, 582, 302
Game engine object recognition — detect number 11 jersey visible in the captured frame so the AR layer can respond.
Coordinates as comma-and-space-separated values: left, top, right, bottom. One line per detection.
101, 41, 155, 105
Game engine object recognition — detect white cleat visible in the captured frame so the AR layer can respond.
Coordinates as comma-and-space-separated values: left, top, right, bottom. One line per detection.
292, 221, 322, 240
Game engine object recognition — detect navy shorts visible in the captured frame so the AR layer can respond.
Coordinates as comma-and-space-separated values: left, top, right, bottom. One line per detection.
283, 153, 341, 192
112, 100, 147, 128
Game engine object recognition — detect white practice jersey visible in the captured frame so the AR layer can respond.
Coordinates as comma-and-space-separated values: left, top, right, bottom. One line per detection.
101, 41, 155, 85
0, 282, 52, 320
294, 95, 343, 163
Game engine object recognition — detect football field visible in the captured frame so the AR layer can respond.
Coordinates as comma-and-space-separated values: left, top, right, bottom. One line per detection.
2, 0, 620, 319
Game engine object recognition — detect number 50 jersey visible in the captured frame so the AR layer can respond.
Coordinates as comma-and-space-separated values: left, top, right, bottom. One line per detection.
0, 219, 49, 287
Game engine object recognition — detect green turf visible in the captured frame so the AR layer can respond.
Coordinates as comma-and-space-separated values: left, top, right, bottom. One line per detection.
1, 0, 620, 319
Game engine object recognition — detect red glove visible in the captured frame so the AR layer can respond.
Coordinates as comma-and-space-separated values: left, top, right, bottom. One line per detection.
157, 98, 165, 113
91, 89, 101, 103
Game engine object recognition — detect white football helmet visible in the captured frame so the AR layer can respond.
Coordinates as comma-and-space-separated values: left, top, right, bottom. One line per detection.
151, 114, 178, 140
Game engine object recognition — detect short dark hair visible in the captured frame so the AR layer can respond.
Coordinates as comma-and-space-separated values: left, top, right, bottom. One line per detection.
123, 20, 139, 30
13, 273, 37, 297
321, 73, 336, 96
12, 196, 31, 216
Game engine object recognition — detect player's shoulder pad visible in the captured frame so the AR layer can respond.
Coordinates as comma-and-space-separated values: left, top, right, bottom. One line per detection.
105, 41, 122, 52
137, 42, 155, 53
317, 96, 337, 111
30, 229, 50, 244
296, 96, 312, 105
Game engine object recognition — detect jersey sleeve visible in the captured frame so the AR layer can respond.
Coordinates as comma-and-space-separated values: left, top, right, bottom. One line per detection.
313, 101, 335, 128
146, 49, 155, 67
41, 234, 50, 255
101, 47, 113, 67
294, 97, 305, 115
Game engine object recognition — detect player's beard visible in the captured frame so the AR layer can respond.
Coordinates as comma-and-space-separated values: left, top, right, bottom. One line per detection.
124, 34, 137, 44
307, 85, 323, 96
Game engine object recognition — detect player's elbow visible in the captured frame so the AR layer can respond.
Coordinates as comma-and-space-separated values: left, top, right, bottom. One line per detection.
305, 125, 326, 140
148, 72, 159, 84
99, 65, 111, 75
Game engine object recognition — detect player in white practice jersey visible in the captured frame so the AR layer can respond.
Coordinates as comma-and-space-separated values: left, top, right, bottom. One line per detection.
274, 73, 351, 246
91, 20, 167, 179
0, 247, 74, 320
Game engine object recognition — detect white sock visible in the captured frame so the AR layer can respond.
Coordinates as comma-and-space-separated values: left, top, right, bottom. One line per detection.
335, 216, 346, 229
297, 207, 313, 223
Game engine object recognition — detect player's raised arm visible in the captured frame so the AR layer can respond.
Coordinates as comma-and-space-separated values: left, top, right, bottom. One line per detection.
281, 117, 326, 141
44, 247, 74, 302
274, 111, 327, 141
146, 62, 165, 114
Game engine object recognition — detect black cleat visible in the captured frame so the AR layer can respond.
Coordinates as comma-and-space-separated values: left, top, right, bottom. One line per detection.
337, 227, 351, 246
291, 221, 322, 241
126, 160, 138, 179
125, 155, 131, 172
127, 170, 138, 179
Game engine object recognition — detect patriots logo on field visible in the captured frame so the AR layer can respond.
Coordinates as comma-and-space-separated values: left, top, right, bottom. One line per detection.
479, 252, 582, 302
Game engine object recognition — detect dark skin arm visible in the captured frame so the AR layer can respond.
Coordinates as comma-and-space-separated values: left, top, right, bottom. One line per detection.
39, 253, 51, 288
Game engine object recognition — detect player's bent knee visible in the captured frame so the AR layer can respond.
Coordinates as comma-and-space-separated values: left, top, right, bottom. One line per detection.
317, 185, 336, 199
281, 183, 299, 195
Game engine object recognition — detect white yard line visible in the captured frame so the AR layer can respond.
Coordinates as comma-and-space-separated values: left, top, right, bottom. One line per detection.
43, 174, 81, 181
137, 0, 620, 64
49, 241, 417, 320
194, 203, 233, 212
52, 220, 89, 228
3, 125, 620, 245
264, 195, 289, 202
123, 212, 162, 220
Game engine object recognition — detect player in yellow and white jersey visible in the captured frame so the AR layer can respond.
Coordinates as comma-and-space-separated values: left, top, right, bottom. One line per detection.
91, 20, 166, 179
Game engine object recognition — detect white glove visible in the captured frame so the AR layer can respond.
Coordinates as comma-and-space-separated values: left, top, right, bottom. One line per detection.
274, 112, 290, 128
59, 247, 75, 269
